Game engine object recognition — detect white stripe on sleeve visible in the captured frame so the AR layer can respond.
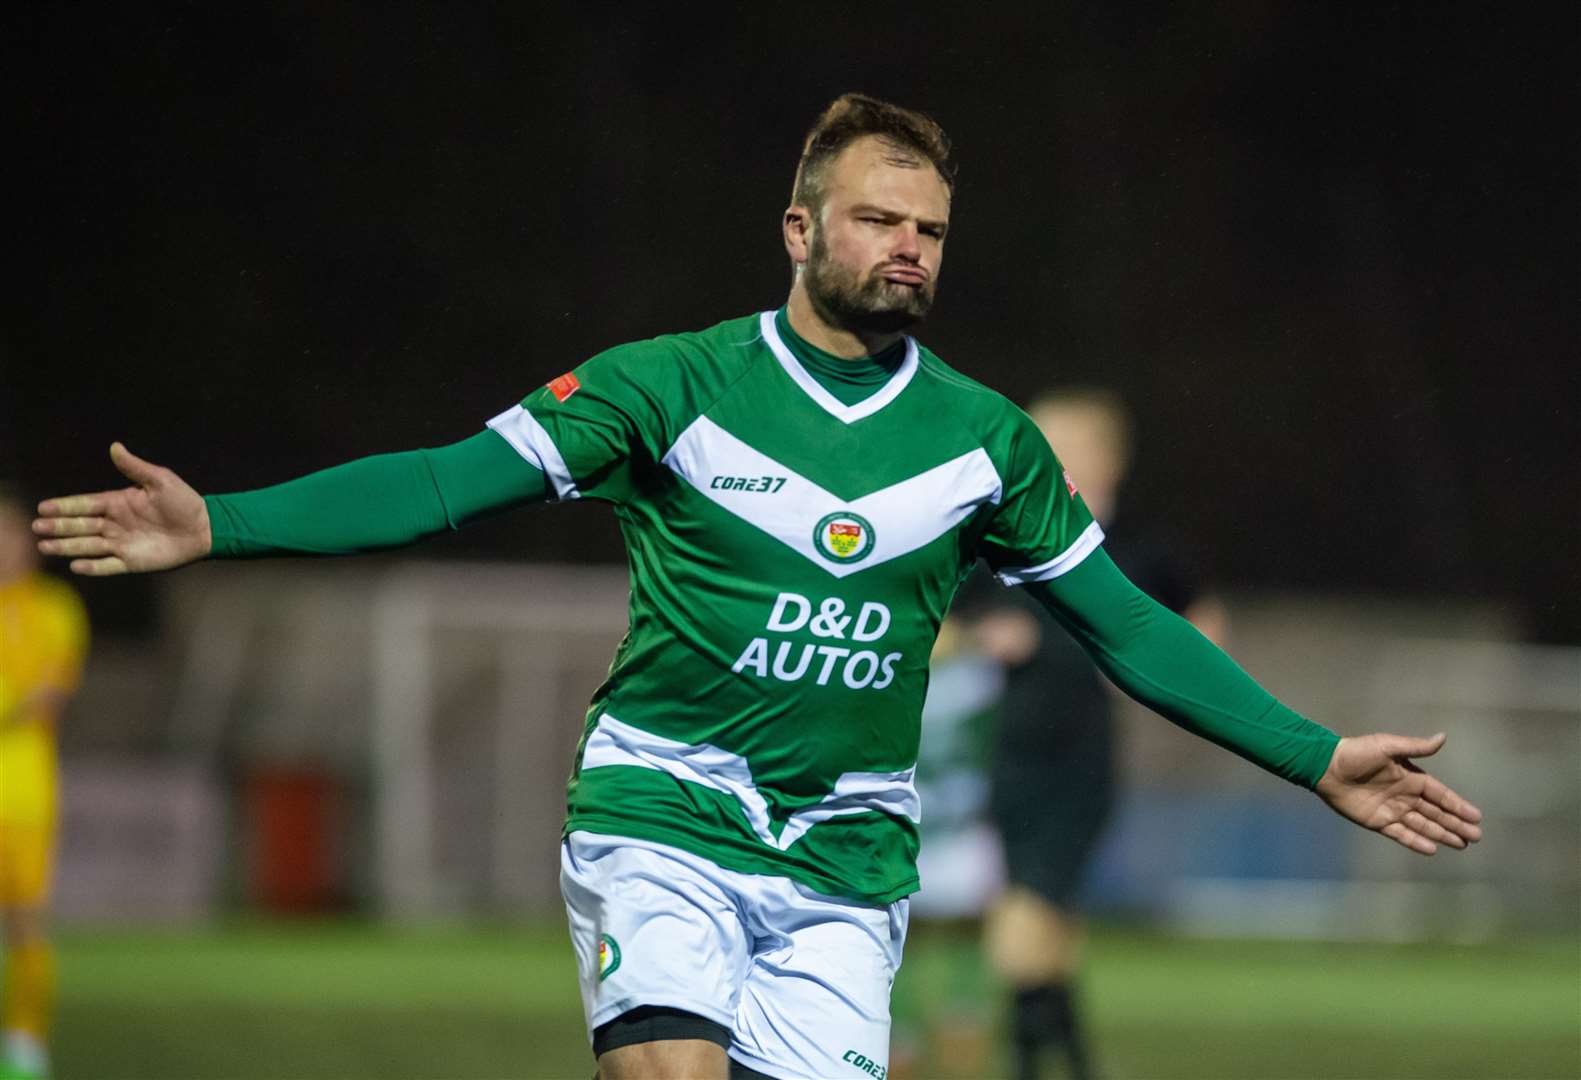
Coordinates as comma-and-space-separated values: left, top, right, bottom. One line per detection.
994, 519, 1106, 586
486, 404, 580, 501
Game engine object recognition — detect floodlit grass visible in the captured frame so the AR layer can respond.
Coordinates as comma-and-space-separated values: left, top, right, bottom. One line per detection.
55, 922, 589, 1080
48, 920, 1580, 1079
897, 924, 1581, 1079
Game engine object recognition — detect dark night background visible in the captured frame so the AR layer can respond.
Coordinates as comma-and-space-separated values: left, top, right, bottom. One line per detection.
6, 4, 1576, 640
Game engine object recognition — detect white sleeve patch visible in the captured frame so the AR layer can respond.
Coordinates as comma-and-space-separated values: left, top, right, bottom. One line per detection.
486, 404, 580, 501
994, 519, 1106, 586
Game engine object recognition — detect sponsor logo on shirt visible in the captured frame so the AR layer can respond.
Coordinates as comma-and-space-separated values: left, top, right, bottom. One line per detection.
815, 511, 875, 564
597, 933, 621, 981
547, 372, 581, 402
731, 592, 901, 690
843, 1049, 887, 1078
710, 474, 787, 493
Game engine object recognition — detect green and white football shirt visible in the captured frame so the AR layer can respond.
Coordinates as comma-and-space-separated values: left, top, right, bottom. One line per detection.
487, 310, 1101, 904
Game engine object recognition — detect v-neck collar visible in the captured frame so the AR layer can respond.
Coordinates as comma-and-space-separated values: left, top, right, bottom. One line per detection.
759, 310, 919, 424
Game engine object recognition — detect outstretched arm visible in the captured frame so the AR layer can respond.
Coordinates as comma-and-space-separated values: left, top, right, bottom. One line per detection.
1313, 732, 1482, 854
34, 431, 545, 574
34, 441, 213, 574
1026, 550, 1483, 854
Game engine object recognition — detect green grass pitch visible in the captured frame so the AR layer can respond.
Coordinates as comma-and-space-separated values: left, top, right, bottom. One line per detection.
47, 921, 1579, 1079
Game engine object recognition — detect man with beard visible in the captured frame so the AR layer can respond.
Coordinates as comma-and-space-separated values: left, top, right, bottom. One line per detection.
34, 94, 1481, 1080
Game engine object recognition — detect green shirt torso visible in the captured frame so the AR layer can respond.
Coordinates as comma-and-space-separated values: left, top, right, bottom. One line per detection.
487, 310, 1099, 903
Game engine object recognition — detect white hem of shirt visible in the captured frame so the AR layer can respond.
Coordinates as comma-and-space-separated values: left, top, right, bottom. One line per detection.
758, 310, 919, 424
486, 403, 581, 500
581, 712, 921, 853
994, 519, 1106, 585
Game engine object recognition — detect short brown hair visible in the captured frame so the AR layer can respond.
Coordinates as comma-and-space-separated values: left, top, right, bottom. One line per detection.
791, 93, 955, 213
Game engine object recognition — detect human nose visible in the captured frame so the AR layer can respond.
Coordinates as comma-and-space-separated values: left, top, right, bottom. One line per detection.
892, 222, 921, 262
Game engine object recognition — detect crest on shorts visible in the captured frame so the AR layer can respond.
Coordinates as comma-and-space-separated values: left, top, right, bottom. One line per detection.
814, 511, 875, 564
597, 933, 621, 981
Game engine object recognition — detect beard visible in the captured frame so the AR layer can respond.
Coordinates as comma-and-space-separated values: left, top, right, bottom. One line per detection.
803, 230, 936, 336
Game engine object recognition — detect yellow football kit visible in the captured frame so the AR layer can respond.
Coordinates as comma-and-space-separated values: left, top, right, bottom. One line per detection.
0, 572, 89, 888
1, 571, 86, 1069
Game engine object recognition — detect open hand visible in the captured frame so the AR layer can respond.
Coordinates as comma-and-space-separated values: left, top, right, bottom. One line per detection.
33, 442, 210, 575
1315, 733, 1483, 855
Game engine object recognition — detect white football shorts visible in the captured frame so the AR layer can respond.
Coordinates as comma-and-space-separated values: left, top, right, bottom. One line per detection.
561, 830, 908, 1079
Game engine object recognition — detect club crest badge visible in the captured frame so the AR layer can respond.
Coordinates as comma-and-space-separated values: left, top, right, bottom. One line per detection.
597, 933, 621, 981
814, 511, 875, 564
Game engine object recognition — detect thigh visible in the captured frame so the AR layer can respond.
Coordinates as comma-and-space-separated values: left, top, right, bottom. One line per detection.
984, 884, 1086, 984
0, 822, 55, 909
598, 1035, 730, 1080
729, 889, 907, 1079
561, 832, 751, 1039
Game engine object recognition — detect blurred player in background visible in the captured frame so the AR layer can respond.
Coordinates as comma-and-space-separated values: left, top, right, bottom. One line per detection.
32, 94, 1484, 1080
959, 391, 1224, 1080
0, 486, 89, 1080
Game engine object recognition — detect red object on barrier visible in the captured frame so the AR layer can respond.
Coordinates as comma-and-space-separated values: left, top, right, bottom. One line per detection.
247, 768, 341, 913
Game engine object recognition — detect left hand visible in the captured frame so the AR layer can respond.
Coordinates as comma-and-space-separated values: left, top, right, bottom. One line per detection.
33, 442, 211, 575
1315, 732, 1483, 854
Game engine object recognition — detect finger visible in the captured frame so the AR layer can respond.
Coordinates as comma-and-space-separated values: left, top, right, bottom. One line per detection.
1418, 774, 1484, 826
1402, 810, 1465, 849
1381, 821, 1436, 856
110, 441, 163, 486
1422, 790, 1479, 834
37, 493, 117, 517
39, 536, 116, 557
1376, 731, 1447, 761
1422, 777, 1479, 834
70, 556, 128, 576
33, 515, 107, 538
1412, 792, 1483, 842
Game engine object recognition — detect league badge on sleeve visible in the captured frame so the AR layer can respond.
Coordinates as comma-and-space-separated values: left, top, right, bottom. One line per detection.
547, 372, 582, 402
815, 511, 875, 564
1063, 468, 1079, 496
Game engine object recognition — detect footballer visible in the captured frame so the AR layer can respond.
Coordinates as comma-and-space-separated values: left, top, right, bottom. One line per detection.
1, 487, 89, 1080
34, 94, 1482, 1080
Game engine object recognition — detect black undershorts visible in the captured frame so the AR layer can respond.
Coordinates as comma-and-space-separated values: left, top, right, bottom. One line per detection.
592, 1006, 776, 1078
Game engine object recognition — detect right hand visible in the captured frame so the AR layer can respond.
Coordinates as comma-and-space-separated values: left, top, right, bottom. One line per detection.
1314, 732, 1483, 855
33, 442, 211, 575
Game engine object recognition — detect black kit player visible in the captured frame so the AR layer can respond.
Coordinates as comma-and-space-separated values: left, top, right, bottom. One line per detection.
958, 389, 1225, 1080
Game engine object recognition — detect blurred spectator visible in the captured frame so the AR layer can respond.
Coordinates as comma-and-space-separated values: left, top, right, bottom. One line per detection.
958, 390, 1224, 1080
0, 485, 89, 1080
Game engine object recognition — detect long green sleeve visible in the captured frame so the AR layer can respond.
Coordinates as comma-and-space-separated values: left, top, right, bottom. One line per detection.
204, 430, 546, 557
1027, 549, 1340, 789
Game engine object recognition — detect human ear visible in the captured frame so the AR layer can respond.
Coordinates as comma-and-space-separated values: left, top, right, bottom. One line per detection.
783, 206, 812, 265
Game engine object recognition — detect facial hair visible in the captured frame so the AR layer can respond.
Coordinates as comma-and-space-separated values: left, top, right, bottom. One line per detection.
803, 228, 936, 336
